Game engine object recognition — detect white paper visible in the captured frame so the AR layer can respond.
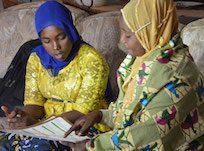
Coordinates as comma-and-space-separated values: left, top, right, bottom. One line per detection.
0, 117, 89, 143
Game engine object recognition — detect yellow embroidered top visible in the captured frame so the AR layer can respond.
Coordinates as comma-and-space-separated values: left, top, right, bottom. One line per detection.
24, 44, 109, 118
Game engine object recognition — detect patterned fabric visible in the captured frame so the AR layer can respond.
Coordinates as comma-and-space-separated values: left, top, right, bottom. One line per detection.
24, 44, 109, 118
86, 35, 204, 150
116, 0, 179, 131
0, 133, 54, 151
0, 44, 109, 151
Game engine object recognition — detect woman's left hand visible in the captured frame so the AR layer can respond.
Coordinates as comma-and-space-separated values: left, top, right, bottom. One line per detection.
1, 106, 38, 129
60, 139, 88, 151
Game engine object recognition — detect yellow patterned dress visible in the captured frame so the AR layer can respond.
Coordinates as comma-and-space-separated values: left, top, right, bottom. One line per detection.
24, 44, 109, 117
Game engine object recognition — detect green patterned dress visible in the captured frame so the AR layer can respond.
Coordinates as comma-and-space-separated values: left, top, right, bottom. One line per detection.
86, 35, 204, 151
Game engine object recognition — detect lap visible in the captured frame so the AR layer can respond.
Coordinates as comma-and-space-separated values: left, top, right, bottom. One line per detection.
0, 118, 71, 151
0, 132, 71, 151
0, 132, 53, 151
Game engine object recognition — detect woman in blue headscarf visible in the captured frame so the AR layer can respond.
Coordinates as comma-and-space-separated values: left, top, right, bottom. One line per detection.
0, 1, 109, 150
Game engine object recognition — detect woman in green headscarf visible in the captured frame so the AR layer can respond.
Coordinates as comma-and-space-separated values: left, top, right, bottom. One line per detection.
64, 0, 204, 150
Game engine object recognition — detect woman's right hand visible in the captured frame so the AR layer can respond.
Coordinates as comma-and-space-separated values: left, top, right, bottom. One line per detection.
64, 110, 102, 138
1, 105, 38, 129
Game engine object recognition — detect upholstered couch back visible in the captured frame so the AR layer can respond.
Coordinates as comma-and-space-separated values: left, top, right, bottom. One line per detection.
181, 19, 204, 74
0, 1, 126, 100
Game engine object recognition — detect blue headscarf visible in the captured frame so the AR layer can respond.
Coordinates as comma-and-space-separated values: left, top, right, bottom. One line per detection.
32, 0, 84, 76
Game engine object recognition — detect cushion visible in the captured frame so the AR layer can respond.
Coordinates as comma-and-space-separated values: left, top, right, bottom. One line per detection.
181, 18, 204, 73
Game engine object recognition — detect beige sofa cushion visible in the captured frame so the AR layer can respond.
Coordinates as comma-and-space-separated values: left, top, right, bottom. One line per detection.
0, 1, 89, 78
181, 18, 204, 74
77, 11, 126, 99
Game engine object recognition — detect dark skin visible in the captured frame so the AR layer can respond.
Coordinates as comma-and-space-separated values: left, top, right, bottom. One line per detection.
1, 105, 43, 129
62, 110, 102, 151
1, 26, 84, 129
119, 17, 145, 57
63, 17, 146, 150
64, 110, 102, 137
41, 26, 72, 61
1, 105, 84, 129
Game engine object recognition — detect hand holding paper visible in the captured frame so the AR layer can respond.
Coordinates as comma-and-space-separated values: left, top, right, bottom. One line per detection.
64, 110, 102, 138
0, 116, 89, 143
1, 105, 39, 129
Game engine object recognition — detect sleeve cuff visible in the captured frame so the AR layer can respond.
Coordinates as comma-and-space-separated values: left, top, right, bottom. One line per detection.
100, 109, 114, 129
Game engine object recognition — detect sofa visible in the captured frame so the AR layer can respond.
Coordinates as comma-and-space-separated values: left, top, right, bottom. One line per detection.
181, 19, 204, 74
0, 1, 203, 110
